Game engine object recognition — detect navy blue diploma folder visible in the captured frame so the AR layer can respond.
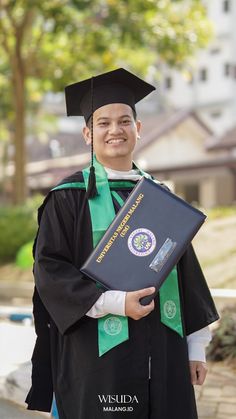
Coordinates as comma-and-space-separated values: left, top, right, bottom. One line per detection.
81, 177, 206, 304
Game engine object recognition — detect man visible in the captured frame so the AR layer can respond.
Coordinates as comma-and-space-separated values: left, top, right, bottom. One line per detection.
26, 68, 219, 418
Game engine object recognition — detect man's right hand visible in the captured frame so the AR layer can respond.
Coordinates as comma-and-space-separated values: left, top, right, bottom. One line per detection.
125, 287, 155, 320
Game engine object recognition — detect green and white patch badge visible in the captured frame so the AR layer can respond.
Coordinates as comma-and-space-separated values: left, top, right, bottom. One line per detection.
163, 300, 177, 319
104, 316, 123, 336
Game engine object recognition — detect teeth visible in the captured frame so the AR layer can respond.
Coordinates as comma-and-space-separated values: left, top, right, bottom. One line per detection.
107, 139, 125, 144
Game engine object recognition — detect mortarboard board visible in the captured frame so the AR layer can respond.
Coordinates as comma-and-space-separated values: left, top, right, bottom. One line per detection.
65, 68, 156, 198
65, 68, 156, 122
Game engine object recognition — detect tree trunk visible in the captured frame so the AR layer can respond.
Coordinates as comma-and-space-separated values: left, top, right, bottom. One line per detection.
12, 48, 26, 205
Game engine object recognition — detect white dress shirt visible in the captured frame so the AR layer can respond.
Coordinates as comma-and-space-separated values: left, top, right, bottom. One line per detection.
86, 167, 211, 362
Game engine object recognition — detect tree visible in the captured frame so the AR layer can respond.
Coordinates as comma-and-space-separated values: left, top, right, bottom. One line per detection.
0, 0, 213, 204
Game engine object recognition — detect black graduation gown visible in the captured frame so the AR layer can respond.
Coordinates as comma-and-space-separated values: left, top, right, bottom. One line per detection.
26, 171, 219, 419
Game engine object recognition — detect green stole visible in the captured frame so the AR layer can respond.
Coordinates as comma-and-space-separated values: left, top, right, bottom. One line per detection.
53, 157, 183, 356
83, 157, 183, 356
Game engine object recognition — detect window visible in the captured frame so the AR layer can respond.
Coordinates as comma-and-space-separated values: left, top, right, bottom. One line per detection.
223, 0, 230, 12
184, 184, 199, 205
210, 47, 221, 55
199, 68, 208, 82
210, 111, 222, 118
187, 72, 194, 84
224, 63, 231, 77
165, 76, 172, 89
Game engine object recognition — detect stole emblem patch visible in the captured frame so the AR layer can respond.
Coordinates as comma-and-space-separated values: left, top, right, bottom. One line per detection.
104, 316, 122, 336
127, 228, 156, 257
163, 300, 177, 319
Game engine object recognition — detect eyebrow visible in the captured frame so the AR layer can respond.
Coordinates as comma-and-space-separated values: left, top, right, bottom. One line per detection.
96, 114, 132, 121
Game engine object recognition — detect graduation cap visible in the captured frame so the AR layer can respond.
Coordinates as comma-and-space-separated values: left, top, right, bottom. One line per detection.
65, 68, 156, 199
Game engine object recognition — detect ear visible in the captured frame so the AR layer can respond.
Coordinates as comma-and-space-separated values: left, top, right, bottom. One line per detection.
83, 126, 91, 145
136, 119, 142, 136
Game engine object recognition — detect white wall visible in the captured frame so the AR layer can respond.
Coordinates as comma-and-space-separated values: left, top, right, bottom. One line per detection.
161, 0, 236, 134
136, 117, 226, 170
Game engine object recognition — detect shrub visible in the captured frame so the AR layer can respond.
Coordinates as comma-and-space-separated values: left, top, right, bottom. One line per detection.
207, 206, 236, 220
0, 194, 42, 264
15, 241, 34, 269
207, 305, 236, 362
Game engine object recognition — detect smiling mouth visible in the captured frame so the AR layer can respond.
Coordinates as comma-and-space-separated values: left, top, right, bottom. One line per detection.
106, 139, 126, 144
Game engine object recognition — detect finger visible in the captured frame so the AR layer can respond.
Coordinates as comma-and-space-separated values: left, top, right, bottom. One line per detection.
196, 365, 207, 385
140, 300, 155, 316
189, 364, 197, 385
136, 287, 155, 298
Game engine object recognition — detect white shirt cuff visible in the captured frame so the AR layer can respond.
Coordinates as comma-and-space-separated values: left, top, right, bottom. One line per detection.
187, 326, 212, 362
86, 290, 126, 318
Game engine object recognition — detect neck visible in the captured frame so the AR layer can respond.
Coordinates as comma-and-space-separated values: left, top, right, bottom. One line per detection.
96, 156, 133, 171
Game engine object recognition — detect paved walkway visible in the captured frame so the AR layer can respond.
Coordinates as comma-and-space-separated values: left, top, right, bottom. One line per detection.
0, 399, 48, 418
196, 361, 236, 419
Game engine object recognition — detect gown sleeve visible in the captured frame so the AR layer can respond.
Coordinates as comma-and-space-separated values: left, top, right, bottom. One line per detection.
25, 287, 53, 412
177, 243, 219, 335
34, 190, 103, 335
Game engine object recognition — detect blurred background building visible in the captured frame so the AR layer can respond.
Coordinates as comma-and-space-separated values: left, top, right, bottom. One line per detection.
161, 0, 236, 135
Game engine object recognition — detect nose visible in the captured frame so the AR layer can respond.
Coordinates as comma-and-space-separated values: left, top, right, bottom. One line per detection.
108, 122, 123, 135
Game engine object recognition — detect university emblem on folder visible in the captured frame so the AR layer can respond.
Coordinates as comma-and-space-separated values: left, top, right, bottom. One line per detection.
127, 228, 156, 257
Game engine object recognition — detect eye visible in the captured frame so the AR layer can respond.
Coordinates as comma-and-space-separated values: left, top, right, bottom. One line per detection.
98, 121, 109, 127
121, 119, 131, 125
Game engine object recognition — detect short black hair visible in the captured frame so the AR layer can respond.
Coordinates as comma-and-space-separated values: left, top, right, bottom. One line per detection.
86, 108, 137, 128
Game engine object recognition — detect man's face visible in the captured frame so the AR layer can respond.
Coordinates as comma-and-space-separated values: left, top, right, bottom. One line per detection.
83, 103, 141, 170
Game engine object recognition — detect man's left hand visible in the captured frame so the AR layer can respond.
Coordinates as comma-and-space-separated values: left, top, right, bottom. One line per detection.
189, 361, 208, 385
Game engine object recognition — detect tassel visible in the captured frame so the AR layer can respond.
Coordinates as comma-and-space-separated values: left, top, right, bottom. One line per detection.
86, 165, 98, 199
86, 76, 98, 199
